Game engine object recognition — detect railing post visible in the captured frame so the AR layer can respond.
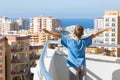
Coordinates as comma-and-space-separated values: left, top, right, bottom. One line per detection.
40, 40, 54, 80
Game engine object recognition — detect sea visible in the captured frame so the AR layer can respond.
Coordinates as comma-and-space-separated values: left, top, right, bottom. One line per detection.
60, 18, 94, 29
10, 18, 94, 29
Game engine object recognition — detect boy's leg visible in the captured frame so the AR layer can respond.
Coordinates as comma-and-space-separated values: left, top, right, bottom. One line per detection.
79, 66, 87, 80
69, 67, 79, 80
69, 67, 87, 80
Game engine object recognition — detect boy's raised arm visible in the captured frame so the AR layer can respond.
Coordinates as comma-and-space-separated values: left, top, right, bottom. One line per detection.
91, 27, 112, 38
42, 29, 62, 39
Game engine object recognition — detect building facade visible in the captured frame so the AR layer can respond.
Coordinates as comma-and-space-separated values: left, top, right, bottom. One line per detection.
16, 18, 29, 30
29, 32, 47, 45
29, 45, 43, 79
0, 37, 5, 80
5, 35, 30, 80
0, 17, 19, 35
29, 16, 61, 33
104, 10, 120, 57
94, 18, 104, 30
94, 18, 104, 44
29, 16, 61, 45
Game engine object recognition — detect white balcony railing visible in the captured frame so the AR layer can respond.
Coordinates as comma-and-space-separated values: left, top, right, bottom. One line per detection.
40, 40, 52, 80
39, 40, 60, 80
37, 40, 120, 80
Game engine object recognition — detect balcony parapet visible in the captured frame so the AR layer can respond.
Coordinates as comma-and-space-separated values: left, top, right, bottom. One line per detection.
39, 40, 120, 80
11, 60, 27, 64
40, 40, 57, 80
30, 55, 40, 60
11, 47, 26, 52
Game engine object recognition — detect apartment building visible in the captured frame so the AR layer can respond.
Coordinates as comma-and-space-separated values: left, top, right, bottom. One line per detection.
94, 18, 104, 44
29, 45, 43, 79
0, 37, 5, 80
104, 10, 120, 57
29, 32, 47, 45
29, 16, 61, 33
94, 18, 104, 30
29, 16, 61, 44
0, 17, 19, 35
5, 35, 30, 80
16, 18, 29, 30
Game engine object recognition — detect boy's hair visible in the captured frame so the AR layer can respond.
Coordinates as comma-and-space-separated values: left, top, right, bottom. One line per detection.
74, 25, 84, 37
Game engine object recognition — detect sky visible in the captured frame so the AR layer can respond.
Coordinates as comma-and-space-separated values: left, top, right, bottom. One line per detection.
0, 0, 120, 19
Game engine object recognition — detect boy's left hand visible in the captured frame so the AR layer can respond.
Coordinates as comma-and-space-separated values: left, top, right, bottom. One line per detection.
42, 29, 49, 33
105, 27, 113, 31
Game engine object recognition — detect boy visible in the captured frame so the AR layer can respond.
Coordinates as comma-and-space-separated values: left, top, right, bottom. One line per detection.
43, 25, 112, 80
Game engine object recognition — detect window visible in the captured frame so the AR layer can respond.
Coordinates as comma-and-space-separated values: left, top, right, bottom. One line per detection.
112, 28, 115, 32
105, 18, 109, 22
112, 18, 116, 22
11, 42, 18, 50
105, 23, 109, 27
112, 23, 116, 27
105, 38, 109, 41
105, 33, 109, 36
111, 38, 115, 42
111, 33, 115, 37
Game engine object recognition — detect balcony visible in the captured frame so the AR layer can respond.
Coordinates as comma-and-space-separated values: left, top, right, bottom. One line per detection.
11, 57, 27, 64
11, 53, 28, 64
11, 71, 27, 75
31, 40, 120, 80
11, 47, 26, 52
11, 66, 28, 76
30, 61, 37, 67
30, 54, 40, 61
12, 75, 29, 80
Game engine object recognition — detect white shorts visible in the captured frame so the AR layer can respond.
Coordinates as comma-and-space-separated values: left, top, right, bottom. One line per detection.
69, 66, 87, 80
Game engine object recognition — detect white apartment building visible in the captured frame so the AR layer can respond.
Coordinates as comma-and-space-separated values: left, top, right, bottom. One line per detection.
28, 16, 61, 45
0, 17, 19, 35
104, 10, 120, 57
94, 18, 104, 30
29, 16, 61, 33
94, 18, 104, 44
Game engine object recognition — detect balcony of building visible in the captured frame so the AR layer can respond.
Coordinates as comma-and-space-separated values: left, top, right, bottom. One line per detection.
30, 40, 120, 80
11, 54, 28, 64
11, 41, 29, 52
12, 74, 29, 80
11, 64, 29, 75
30, 52, 40, 61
